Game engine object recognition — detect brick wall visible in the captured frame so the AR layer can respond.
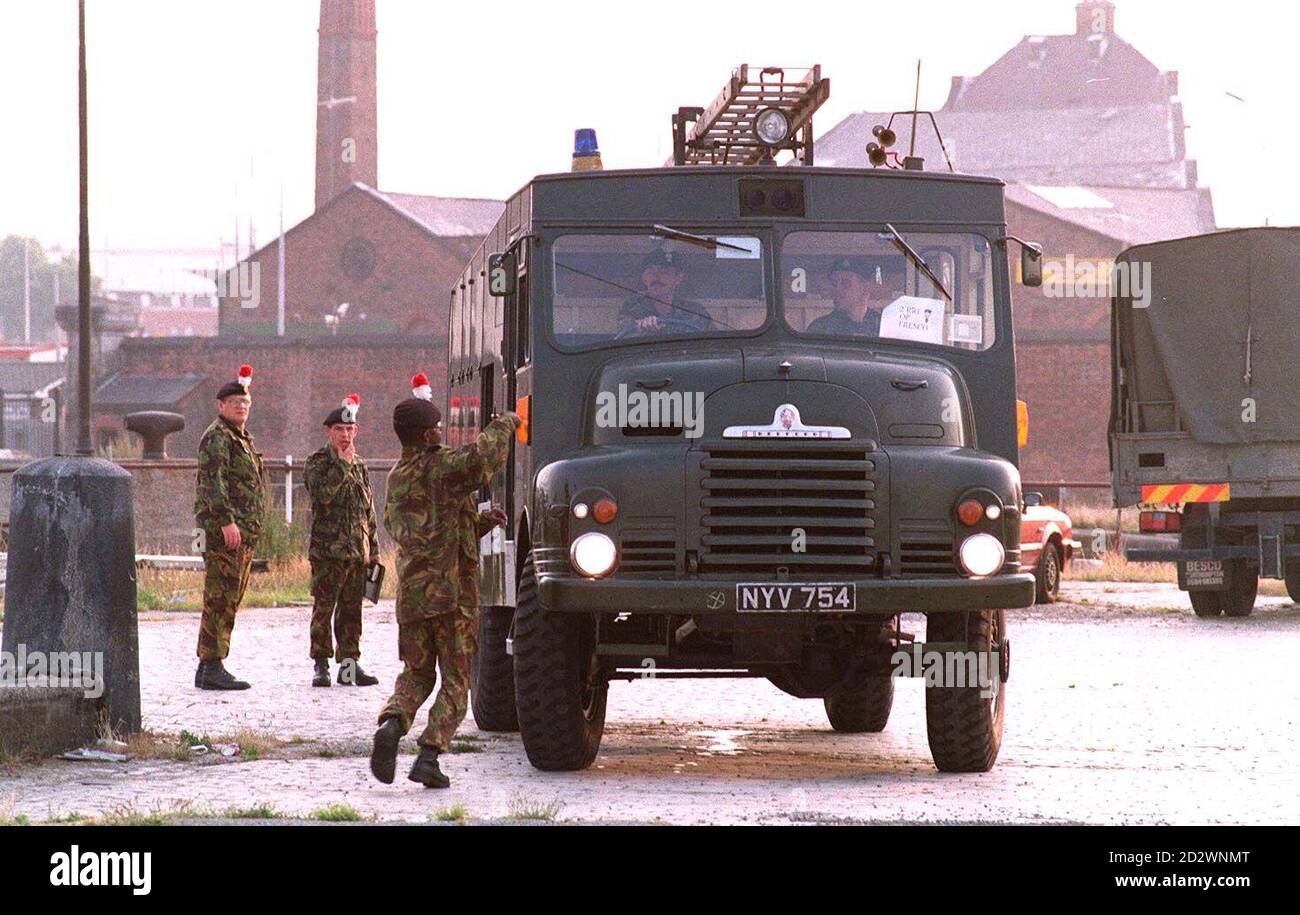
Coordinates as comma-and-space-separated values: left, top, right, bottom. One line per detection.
1007, 202, 1123, 484
108, 336, 447, 460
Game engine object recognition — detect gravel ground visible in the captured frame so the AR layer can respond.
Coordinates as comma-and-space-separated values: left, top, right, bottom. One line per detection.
3, 580, 1299, 825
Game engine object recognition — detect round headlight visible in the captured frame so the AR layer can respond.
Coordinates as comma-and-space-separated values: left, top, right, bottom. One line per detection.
753, 108, 790, 146
958, 533, 1005, 578
570, 532, 617, 578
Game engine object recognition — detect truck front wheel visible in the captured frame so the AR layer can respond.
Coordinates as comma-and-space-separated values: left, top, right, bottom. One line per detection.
513, 554, 607, 771
924, 609, 1006, 773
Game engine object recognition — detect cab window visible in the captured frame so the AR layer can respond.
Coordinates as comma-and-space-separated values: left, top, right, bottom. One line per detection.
782, 231, 996, 351
551, 233, 766, 348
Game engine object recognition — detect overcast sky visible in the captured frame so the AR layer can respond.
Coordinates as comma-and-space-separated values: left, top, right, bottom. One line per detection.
1, 0, 1295, 254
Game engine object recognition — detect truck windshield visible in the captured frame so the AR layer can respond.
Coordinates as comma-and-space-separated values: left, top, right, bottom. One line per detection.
782, 231, 997, 351
551, 233, 766, 348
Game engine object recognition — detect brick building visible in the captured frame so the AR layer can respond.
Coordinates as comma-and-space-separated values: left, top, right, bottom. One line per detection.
91, 0, 502, 458
818, 0, 1217, 484
215, 183, 501, 338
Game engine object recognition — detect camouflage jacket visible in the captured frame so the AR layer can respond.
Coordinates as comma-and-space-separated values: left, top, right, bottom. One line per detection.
194, 416, 267, 547
383, 412, 520, 622
304, 445, 379, 564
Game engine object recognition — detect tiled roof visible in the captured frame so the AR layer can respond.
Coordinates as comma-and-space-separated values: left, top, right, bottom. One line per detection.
94, 372, 208, 409
817, 105, 1191, 189
1005, 183, 1216, 246
0, 362, 65, 395
376, 190, 505, 237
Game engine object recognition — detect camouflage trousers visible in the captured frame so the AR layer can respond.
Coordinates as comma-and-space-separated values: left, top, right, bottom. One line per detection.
196, 544, 254, 660
309, 558, 366, 661
377, 608, 478, 752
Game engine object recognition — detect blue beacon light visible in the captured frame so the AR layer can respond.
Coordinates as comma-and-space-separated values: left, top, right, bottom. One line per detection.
572, 128, 603, 172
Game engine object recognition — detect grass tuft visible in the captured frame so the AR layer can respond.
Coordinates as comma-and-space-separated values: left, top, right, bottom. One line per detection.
431, 804, 468, 823
312, 803, 363, 822
506, 793, 564, 822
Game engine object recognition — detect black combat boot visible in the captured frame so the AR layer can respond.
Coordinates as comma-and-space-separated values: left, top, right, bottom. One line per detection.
337, 659, 379, 687
312, 658, 331, 687
195, 659, 251, 691
370, 716, 404, 785
408, 748, 450, 789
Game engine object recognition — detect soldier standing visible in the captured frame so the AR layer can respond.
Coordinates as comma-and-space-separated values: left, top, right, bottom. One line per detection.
369, 372, 520, 789
303, 393, 381, 688
193, 364, 266, 690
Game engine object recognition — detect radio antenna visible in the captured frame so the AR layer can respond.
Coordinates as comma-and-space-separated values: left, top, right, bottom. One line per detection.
909, 60, 921, 157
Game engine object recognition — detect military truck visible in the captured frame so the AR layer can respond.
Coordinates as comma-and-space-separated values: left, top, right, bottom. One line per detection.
454, 66, 1041, 773
1112, 227, 1300, 617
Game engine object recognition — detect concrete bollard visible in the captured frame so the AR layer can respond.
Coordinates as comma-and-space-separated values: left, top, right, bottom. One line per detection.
2, 456, 140, 738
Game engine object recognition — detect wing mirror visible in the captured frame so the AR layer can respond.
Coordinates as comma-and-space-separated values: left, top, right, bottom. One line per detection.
998, 235, 1043, 288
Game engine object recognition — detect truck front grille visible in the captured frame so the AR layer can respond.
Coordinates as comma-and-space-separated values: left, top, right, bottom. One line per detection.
897, 521, 957, 577
698, 441, 876, 576
618, 533, 677, 575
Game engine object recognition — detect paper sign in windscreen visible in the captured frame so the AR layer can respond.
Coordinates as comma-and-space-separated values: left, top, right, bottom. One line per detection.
879, 296, 946, 345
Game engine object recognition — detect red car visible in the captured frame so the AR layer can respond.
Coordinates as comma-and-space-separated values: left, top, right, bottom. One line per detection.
1020, 493, 1079, 603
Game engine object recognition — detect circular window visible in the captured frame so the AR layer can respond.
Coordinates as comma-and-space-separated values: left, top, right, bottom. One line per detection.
340, 237, 376, 281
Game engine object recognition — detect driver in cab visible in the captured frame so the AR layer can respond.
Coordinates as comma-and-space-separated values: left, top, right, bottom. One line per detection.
617, 250, 715, 337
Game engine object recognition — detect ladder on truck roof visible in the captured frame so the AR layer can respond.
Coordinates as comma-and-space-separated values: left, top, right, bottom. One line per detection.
669, 65, 830, 167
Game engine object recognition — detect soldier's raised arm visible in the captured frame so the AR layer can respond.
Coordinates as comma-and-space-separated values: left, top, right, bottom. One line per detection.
436, 411, 521, 498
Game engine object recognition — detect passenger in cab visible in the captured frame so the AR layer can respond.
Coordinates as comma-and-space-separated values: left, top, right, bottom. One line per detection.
805, 256, 892, 337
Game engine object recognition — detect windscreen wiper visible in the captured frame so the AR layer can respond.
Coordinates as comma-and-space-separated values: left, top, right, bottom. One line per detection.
882, 223, 952, 303
653, 224, 751, 254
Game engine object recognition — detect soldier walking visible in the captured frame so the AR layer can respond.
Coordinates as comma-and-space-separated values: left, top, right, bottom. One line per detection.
193, 364, 266, 690
369, 372, 520, 788
303, 393, 380, 687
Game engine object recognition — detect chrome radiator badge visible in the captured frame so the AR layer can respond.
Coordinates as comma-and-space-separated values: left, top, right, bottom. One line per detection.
722, 404, 850, 439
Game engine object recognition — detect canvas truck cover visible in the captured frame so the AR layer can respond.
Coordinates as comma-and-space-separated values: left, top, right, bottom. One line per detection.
1112, 227, 1300, 445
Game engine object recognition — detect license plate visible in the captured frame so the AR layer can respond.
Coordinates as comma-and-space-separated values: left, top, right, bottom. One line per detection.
736, 583, 856, 612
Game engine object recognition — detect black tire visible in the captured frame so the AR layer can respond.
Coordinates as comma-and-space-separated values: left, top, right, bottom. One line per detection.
824, 672, 894, 733
924, 609, 1006, 773
1181, 506, 1223, 618
470, 605, 519, 732
1221, 560, 1257, 618
512, 554, 607, 771
1033, 541, 1062, 604
1285, 559, 1300, 604
1188, 590, 1223, 618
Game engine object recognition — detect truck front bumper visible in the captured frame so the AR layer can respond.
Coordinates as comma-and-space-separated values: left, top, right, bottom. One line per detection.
537, 572, 1037, 615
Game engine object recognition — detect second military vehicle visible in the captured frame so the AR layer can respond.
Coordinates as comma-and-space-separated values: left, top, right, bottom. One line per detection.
1113, 227, 1300, 618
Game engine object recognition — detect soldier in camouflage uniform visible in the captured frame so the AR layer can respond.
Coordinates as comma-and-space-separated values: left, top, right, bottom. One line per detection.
304, 394, 380, 688
193, 364, 266, 690
370, 372, 520, 789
